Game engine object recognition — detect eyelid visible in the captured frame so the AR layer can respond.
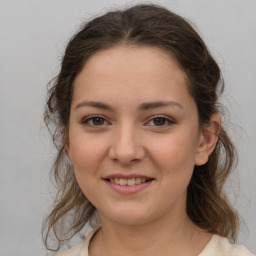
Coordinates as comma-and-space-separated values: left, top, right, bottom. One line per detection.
81, 114, 175, 127
82, 115, 111, 126
144, 115, 175, 126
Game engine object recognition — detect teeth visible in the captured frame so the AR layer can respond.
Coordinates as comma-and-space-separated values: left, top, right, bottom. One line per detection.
120, 178, 127, 185
128, 178, 135, 185
136, 178, 146, 184
109, 177, 148, 185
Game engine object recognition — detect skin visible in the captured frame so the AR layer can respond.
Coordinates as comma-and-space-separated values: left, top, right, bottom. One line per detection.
66, 45, 220, 256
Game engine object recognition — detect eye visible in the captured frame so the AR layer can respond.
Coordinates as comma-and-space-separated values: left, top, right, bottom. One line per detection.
145, 116, 174, 127
82, 115, 110, 126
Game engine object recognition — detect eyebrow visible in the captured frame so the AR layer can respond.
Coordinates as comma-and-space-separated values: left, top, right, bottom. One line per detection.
74, 100, 183, 111
139, 101, 183, 110
74, 101, 114, 111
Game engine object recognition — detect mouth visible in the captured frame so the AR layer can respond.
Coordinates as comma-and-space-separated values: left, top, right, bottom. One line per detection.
103, 175, 155, 194
105, 177, 154, 186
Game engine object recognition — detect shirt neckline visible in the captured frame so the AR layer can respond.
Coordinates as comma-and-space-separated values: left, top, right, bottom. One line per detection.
83, 227, 221, 256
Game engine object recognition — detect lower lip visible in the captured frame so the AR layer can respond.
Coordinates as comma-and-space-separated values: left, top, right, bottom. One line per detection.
104, 180, 154, 194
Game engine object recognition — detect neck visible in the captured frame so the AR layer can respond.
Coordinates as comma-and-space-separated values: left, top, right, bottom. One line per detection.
89, 211, 211, 256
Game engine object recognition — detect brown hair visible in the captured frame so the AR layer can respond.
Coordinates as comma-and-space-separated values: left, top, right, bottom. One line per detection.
43, 3, 239, 251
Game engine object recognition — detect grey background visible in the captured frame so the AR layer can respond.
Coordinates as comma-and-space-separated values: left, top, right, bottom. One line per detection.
0, 0, 255, 255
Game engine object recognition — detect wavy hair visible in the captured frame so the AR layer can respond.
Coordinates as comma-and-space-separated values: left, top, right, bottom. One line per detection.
43, 4, 239, 251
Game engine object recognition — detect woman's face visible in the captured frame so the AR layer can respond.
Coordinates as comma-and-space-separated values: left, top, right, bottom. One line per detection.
66, 45, 210, 226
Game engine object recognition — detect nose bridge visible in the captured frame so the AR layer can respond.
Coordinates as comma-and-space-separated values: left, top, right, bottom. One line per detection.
109, 120, 144, 164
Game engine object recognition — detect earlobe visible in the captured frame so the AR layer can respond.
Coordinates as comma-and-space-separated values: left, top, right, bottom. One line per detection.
195, 113, 220, 166
64, 142, 73, 164
62, 126, 71, 159
65, 142, 70, 157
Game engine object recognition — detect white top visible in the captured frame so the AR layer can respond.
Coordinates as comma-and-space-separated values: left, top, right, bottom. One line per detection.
54, 227, 254, 256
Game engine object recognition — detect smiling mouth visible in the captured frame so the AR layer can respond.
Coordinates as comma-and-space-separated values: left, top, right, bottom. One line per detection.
106, 177, 154, 186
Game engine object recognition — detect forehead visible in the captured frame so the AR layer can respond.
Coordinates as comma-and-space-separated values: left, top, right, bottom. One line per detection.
72, 45, 193, 109
78, 45, 186, 83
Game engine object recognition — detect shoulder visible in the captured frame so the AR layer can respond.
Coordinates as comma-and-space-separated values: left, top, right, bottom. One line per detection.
53, 226, 101, 256
199, 234, 254, 256
54, 243, 84, 256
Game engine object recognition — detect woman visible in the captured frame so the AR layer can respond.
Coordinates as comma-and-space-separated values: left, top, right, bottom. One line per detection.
43, 4, 253, 256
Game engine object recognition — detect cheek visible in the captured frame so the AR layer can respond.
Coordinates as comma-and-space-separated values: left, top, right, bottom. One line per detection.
68, 133, 108, 176
152, 133, 198, 163
68, 135, 107, 203
153, 136, 197, 197
149, 132, 199, 181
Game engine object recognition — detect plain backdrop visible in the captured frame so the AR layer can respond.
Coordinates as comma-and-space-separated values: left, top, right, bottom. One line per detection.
0, 0, 255, 255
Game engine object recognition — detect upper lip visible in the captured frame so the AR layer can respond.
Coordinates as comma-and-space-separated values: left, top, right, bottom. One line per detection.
103, 174, 154, 180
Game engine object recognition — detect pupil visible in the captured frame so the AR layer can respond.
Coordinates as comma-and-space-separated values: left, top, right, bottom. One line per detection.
93, 117, 104, 125
154, 118, 165, 126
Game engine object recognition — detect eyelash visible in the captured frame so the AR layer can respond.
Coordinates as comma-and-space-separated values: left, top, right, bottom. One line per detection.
81, 115, 175, 127
145, 115, 175, 127
82, 115, 110, 126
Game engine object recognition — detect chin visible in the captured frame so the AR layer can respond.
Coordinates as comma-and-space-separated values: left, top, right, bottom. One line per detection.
99, 206, 154, 226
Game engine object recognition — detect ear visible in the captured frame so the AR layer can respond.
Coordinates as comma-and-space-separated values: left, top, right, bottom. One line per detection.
62, 126, 71, 158
195, 113, 220, 166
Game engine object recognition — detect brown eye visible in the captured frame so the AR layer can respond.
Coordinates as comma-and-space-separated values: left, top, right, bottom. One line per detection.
153, 117, 167, 126
145, 115, 175, 127
82, 116, 109, 126
92, 117, 105, 125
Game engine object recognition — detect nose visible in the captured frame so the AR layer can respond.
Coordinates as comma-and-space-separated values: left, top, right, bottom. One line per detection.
108, 123, 145, 165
